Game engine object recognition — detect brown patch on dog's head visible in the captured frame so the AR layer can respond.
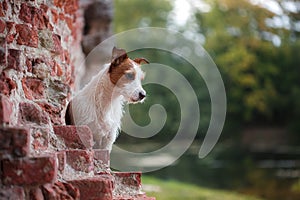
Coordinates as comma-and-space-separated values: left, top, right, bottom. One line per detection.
110, 47, 128, 70
109, 47, 148, 85
133, 58, 149, 65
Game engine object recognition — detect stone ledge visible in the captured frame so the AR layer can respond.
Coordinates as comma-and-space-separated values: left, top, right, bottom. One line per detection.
68, 175, 114, 200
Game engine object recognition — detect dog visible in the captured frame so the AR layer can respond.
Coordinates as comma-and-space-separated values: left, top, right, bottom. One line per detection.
65, 47, 149, 151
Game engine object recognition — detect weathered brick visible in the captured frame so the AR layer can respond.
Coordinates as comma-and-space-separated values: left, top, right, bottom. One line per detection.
52, 34, 63, 54
42, 181, 80, 200
29, 187, 44, 200
53, 125, 93, 149
19, 3, 50, 30
51, 9, 59, 24
113, 172, 142, 189
5, 22, 15, 44
0, 1, 6, 17
54, 0, 78, 14
19, 102, 50, 125
65, 150, 94, 173
65, 16, 74, 31
0, 94, 12, 124
16, 24, 38, 47
30, 127, 49, 150
7, 49, 21, 70
0, 186, 25, 200
39, 30, 62, 54
52, 61, 64, 76
0, 37, 5, 65
0, 127, 29, 158
56, 151, 66, 173
0, 19, 5, 33
0, 72, 16, 96
2, 155, 57, 186
68, 176, 114, 200
64, 50, 71, 64
22, 77, 45, 100
37, 102, 62, 125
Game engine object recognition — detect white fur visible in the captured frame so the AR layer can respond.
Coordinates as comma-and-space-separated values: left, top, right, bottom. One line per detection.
69, 62, 145, 151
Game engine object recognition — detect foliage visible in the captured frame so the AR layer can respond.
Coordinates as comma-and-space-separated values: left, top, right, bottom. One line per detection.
114, 0, 172, 33
113, 1, 300, 199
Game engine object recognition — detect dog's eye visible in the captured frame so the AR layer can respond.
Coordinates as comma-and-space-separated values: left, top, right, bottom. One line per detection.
125, 72, 135, 80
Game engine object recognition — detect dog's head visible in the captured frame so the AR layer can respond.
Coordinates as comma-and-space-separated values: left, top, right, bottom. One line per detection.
109, 47, 149, 103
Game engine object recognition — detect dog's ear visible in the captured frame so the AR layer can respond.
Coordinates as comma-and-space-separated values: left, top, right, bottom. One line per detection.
133, 58, 149, 65
110, 47, 128, 67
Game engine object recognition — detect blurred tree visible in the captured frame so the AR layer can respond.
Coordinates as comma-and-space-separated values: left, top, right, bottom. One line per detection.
197, 0, 300, 127
114, 0, 210, 142
114, 0, 172, 33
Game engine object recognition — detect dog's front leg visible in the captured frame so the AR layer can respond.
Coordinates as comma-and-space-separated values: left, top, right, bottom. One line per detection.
99, 129, 118, 152
90, 123, 106, 149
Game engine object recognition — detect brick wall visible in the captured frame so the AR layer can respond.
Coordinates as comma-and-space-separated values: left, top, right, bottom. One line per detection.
0, 0, 155, 199
0, 0, 83, 126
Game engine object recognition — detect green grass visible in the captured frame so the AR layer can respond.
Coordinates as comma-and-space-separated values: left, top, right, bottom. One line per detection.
142, 176, 265, 200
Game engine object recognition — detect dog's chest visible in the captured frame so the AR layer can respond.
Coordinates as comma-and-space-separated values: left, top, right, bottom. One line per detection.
98, 100, 123, 134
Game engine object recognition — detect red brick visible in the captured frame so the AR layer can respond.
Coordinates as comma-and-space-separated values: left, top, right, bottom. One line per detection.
29, 187, 44, 200
51, 9, 59, 24
54, 0, 78, 14
5, 22, 15, 44
65, 0, 79, 14
30, 127, 49, 150
52, 34, 63, 54
0, 2, 6, 17
42, 181, 80, 200
65, 150, 94, 173
64, 49, 70, 64
0, 127, 29, 158
7, 49, 21, 71
40, 4, 49, 13
22, 77, 45, 100
16, 24, 38, 47
2, 155, 57, 186
53, 61, 64, 76
19, 3, 50, 30
0, 186, 25, 200
0, 72, 16, 96
0, 94, 12, 124
25, 58, 33, 72
19, 4, 32, 24
65, 16, 73, 31
19, 102, 50, 125
0, 37, 5, 66
68, 176, 114, 200
53, 125, 93, 149
113, 172, 142, 189
94, 149, 110, 174
0, 19, 5, 33
56, 151, 66, 173
37, 102, 62, 125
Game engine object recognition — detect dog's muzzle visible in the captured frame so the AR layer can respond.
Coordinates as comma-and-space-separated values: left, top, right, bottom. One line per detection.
131, 89, 146, 103
138, 91, 146, 101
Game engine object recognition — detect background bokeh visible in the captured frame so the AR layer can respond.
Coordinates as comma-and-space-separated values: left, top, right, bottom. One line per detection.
113, 0, 300, 199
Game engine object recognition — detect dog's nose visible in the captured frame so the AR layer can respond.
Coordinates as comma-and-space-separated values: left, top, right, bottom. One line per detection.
139, 91, 146, 100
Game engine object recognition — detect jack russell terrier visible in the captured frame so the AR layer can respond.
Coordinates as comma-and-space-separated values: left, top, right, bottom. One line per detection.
65, 47, 149, 151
